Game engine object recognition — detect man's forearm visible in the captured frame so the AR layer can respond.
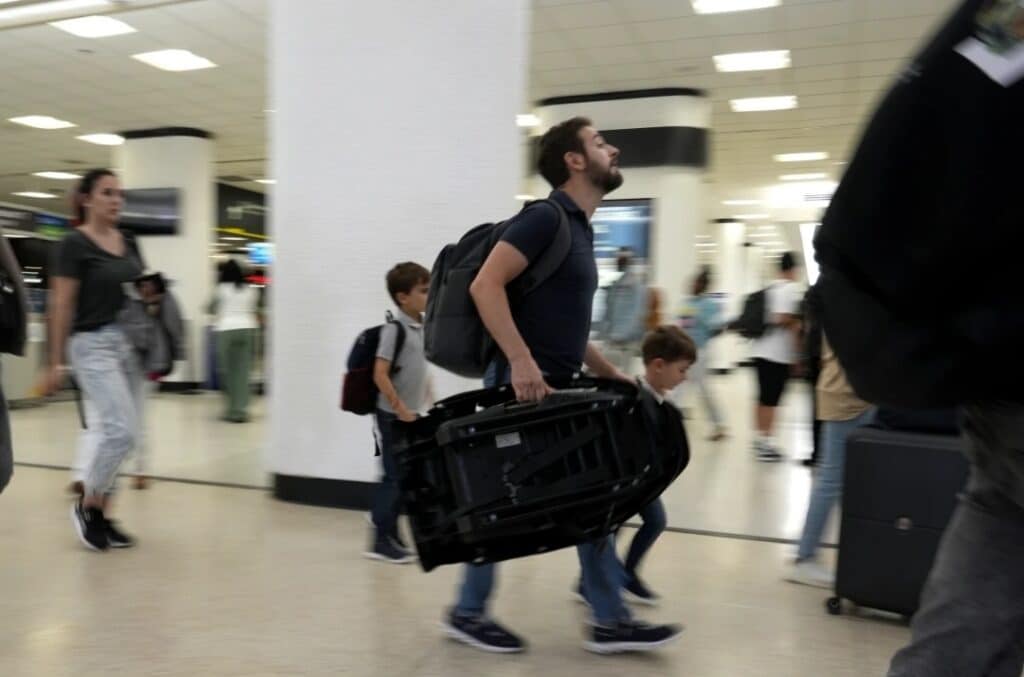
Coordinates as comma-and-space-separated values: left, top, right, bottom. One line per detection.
471, 280, 531, 364
584, 342, 620, 378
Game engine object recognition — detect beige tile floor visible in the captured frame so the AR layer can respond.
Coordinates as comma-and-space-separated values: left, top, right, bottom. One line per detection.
10, 369, 835, 544
1, 466, 909, 677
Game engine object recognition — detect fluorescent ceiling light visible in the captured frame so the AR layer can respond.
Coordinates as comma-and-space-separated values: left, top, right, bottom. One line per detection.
733, 213, 770, 220
780, 172, 828, 181
0, 0, 108, 22
33, 171, 80, 180
516, 114, 540, 128
133, 49, 217, 72
730, 95, 797, 112
722, 199, 760, 206
50, 14, 135, 38
714, 50, 790, 73
221, 236, 247, 242
13, 191, 58, 199
254, 179, 276, 185
774, 151, 829, 162
692, 0, 780, 14
515, 194, 535, 201
9, 115, 76, 130
77, 133, 124, 145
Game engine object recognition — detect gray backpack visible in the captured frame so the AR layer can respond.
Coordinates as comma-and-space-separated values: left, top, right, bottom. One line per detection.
423, 199, 571, 378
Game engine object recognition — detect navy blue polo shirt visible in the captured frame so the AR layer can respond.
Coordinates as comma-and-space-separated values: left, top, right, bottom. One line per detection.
499, 190, 598, 377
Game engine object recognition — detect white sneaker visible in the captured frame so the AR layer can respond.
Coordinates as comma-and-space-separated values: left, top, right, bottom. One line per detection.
785, 560, 835, 589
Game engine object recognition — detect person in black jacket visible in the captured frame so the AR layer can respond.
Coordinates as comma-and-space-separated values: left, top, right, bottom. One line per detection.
814, 2, 1024, 673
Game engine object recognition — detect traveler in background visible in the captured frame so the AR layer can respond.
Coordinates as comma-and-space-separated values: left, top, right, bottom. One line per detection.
785, 334, 875, 588
799, 284, 824, 467
749, 252, 803, 462
210, 260, 259, 423
39, 169, 144, 551
678, 267, 727, 441
364, 262, 430, 565
0, 223, 28, 496
598, 247, 646, 373
443, 116, 682, 655
71, 272, 185, 491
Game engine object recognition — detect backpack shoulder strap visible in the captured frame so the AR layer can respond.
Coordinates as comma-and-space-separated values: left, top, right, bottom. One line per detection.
515, 198, 572, 295
389, 316, 407, 375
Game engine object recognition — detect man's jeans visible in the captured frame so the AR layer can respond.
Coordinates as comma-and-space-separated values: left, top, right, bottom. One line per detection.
887, 402, 1024, 677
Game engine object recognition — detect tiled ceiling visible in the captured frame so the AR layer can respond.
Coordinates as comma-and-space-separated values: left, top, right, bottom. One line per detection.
0, 0, 267, 213
0, 0, 962, 220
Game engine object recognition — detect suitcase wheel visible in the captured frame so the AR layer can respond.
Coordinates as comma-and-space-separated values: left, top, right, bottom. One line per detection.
825, 596, 842, 616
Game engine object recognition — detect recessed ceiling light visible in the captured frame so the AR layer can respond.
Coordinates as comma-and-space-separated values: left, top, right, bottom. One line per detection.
50, 14, 135, 37
774, 151, 829, 162
0, 0, 109, 22
780, 172, 828, 181
9, 115, 76, 130
254, 179, 276, 185
33, 171, 81, 179
713, 50, 791, 73
13, 191, 58, 199
515, 194, 536, 201
692, 0, 780, 15
730, 96, 797, 112
132, 49, 217, 72
516, 114, 540, 128
722, 199, 761, 206
733, 213, 770, 220
77, 133, 124, 146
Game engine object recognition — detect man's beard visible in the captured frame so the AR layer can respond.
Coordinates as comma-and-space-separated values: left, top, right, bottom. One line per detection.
588, 162, 624, 194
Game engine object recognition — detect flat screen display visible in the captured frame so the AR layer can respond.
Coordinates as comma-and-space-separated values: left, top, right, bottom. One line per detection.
121, 188, 180, 235
590, 198, 653, 328
247, 242, 273, 266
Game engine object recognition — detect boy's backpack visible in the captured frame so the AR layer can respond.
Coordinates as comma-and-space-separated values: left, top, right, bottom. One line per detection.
340, 313, 406, 415
732, 288, 768, 339
423, 199, 571, 378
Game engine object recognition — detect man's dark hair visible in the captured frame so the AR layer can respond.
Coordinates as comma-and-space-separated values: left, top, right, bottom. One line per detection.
387, 262, 430, 305
537, 116, 591, 189
642, 325, 697, 365
780, 251, 798, 272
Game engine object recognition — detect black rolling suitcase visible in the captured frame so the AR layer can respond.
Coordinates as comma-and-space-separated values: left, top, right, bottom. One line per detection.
395, 376, 690, 571
827, 427, 969, 618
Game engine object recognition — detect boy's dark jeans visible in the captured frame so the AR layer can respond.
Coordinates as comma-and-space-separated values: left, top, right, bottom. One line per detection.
371, 409, 408, 542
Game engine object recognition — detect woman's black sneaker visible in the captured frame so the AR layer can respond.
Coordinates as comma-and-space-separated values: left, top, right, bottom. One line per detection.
584, 620, 683, 654
70, 500, 109, 552
623, 575, 660, 606
105, 519, 136, 548
442, 609, 526, 653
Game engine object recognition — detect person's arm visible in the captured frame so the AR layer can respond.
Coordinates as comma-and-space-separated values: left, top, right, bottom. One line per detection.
584, 342, 631, 381
40, 276, 78, 395
373, 359, 415, 422
469, 241, 552, 402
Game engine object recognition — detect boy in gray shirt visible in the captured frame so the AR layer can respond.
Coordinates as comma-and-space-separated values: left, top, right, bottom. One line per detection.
365, 262, 431, 564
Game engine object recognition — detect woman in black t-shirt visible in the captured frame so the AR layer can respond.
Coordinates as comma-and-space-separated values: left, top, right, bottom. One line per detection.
39, 169, 144, 551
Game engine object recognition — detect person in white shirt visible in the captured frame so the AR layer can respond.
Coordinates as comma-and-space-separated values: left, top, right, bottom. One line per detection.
210, 259, 259, 423
750, 252, 803, 462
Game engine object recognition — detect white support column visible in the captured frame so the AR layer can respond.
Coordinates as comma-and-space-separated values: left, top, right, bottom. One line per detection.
267, 0, 530, 496
115, 130, 215, 386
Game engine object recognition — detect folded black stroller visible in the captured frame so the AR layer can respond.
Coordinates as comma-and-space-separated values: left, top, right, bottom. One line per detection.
396, 376, 690, 571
